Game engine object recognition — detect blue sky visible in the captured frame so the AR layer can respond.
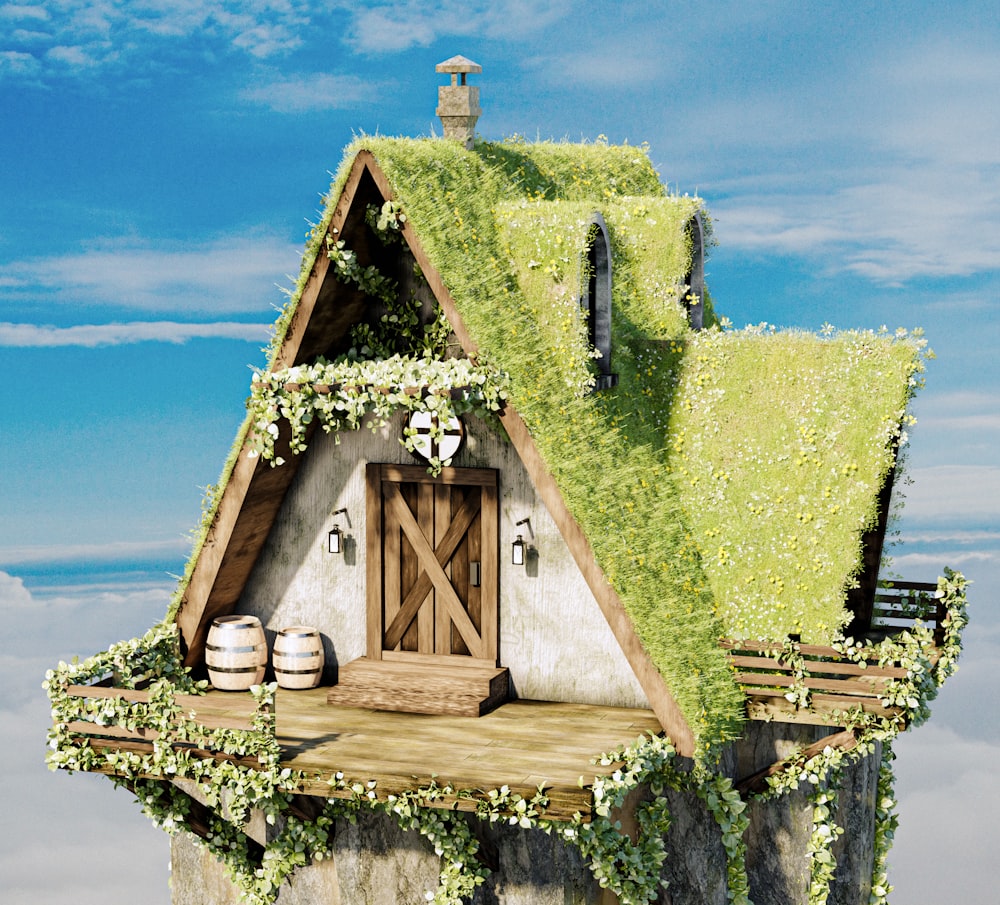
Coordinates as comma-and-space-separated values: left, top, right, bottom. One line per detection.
1, 2, 998, 903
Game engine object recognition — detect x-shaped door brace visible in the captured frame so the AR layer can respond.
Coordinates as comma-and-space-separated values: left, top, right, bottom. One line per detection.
381, 483, 485, 658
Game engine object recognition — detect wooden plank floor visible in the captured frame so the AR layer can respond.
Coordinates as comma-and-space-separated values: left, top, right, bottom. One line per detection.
272, 688, 663, 820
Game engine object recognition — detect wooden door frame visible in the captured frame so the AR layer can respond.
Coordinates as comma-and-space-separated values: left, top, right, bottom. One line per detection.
365, 463, 499, 667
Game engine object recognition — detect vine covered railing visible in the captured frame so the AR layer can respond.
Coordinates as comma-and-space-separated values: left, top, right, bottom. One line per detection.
44, 623, 280, 776
722, 574, 966, 730
44, 572, 967, 905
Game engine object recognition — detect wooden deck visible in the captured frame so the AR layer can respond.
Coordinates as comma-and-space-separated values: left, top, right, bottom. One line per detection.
63, 684, 662, 822
278, 690, 662, 819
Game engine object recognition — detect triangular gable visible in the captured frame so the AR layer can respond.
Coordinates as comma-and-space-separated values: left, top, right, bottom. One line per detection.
174, 150, 697, 756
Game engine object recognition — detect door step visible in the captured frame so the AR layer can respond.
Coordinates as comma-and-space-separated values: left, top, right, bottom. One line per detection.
326, 657, 509, 717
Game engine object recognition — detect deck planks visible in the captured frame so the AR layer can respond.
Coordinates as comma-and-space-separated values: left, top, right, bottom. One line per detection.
275, 689, 662, 819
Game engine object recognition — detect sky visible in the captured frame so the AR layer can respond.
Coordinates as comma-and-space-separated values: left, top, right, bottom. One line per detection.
1, 2, 997, 902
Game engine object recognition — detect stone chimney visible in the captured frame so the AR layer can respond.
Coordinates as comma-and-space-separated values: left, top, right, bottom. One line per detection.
436, 55, 482, 150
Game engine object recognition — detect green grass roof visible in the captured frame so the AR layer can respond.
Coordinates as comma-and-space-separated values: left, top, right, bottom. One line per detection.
192, 136, 925, 754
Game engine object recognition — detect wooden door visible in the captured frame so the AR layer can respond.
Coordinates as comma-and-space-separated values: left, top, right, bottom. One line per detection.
366, 464, 499, 666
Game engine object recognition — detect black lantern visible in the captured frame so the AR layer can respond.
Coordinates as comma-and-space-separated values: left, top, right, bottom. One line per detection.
512, 534, 526, 566
328, 508, 348, 554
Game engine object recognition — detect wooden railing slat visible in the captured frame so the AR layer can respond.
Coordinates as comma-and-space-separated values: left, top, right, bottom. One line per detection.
877, 580, 940, 592
735, 673, 889, 696
727, 654, 907, 679
65, 721, 157, 741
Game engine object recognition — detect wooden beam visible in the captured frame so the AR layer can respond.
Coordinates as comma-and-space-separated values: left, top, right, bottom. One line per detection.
176, 424, 306, 667
735, 729, 859, 796
846, 458, 897, 637
175, 152, 389, 666
131, 780, 267, 864
734, 729, 858, 797
359, 161, 698, 756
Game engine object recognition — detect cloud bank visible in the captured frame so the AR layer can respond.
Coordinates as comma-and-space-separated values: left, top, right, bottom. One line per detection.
0, 234, 298, 314
0, 320, 270, 347
0, 0, 314, 80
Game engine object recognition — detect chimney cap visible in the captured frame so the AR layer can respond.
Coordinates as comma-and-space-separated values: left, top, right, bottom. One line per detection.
436, 55, 482, 75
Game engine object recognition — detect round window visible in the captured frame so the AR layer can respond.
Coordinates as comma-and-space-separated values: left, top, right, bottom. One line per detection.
405, 411, 464, 463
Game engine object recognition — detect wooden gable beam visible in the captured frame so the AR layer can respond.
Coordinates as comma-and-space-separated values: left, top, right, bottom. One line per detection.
378, 159, 698, 758
497, 408, 697, 758
846, 462, 896, 638
176, 154, 391, 667
734, 729, 860, 797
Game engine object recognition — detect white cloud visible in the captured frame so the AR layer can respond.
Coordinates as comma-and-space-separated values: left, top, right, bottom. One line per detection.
712, 166, 1000, 283
899, 528, 1000, 546
342, 0, 573, 53
0, 0, 314, 81
524, 35, 678, 90
910, 389, 1000, 424
903, 465, 1000, 524
0, 319, 270, 347
682, 28, 1000, 287
0, 48, 39, 75
0, 233, 299, 314
45, 42, 104, 68
891, 724, 1000, 904
0, 538, 191, 568
0, 570, 32, 607
230, 22, 301, 59
894, 548, 998, 567
875, 40, 1000, 169
241, 72, 376, 113
0, 4, 50, 22
0, 568, 171, 904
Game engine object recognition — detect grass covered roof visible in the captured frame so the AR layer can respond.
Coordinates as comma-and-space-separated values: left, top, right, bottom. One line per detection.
180, 136, 926, 755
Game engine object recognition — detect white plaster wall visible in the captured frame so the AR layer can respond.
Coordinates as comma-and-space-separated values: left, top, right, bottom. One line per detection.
237, 411, 648, 708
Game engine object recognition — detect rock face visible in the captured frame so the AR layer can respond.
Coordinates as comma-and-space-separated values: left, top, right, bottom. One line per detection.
169, 722, 882, 905
661, 783, 730, 905
170, 812, 606, 905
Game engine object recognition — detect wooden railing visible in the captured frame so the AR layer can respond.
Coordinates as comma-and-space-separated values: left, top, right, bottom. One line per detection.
721, 579, 944, 726
869, 580, 945, 643
720, 639, 911, 725
60, 682, 271, 771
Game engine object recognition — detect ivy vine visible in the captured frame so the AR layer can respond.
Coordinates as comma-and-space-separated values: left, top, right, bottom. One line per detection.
246, 355, 508, 474
45, 574, 967, 904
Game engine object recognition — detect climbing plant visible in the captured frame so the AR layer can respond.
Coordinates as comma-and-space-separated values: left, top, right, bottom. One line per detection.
45, 571, 967, 905
245, 354, 508, 474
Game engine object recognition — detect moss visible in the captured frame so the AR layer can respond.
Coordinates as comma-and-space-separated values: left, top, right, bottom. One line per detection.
172, 135, 924, 755
665, 329, 921, 643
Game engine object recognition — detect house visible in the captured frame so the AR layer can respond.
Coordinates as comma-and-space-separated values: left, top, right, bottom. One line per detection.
47, 58, 967, 905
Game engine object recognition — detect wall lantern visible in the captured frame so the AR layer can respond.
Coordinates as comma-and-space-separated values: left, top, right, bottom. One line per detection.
328, 508, 348, 554
512, 517, 533, 566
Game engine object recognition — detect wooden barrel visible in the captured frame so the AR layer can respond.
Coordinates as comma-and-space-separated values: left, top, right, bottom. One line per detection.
272, 626, 325, 689
205, 615, 267, 691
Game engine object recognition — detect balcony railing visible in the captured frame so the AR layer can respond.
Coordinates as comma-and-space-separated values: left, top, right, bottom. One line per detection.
721, 579, 955, 727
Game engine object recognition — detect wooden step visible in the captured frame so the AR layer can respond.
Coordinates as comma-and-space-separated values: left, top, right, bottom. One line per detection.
326, 657, 509, 717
